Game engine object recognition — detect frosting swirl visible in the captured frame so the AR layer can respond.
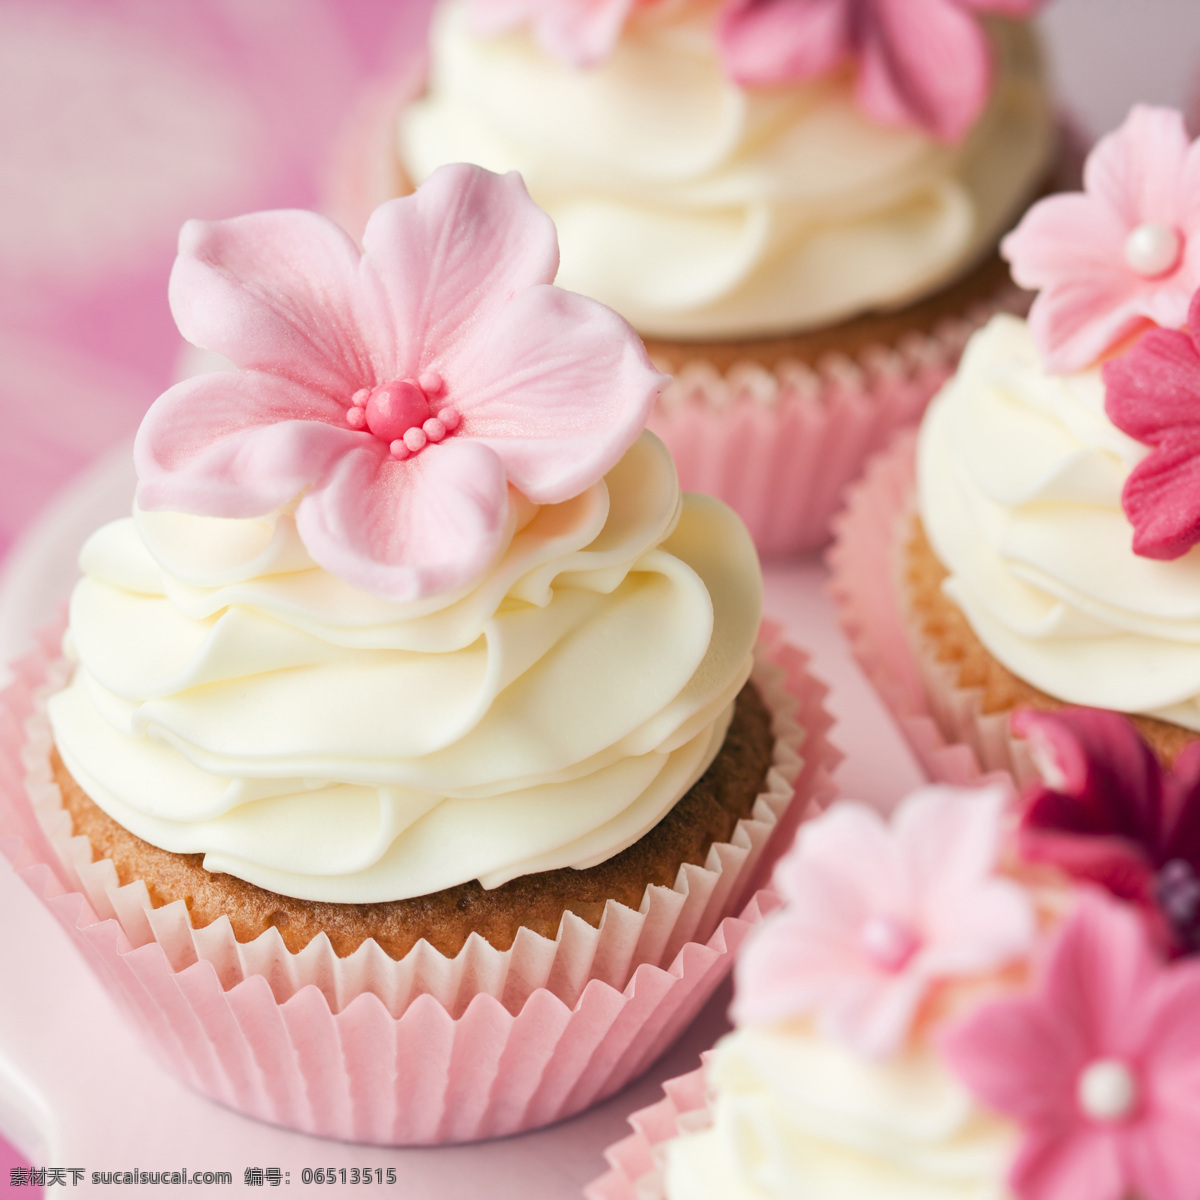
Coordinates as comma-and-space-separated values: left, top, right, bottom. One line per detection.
48, 432, 763, 903
918, 314, 1200, 731
400, 0, 1054, 340
663, 1023, 1015, 1200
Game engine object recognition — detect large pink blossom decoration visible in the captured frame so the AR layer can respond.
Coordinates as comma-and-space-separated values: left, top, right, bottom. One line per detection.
468, 0, 657, 67
1003, 105, 1200, 373
715, 0, 1044, 143
943, 891, 1200, 1200
1102, 286, 1200, 561
135, 165, 664, 601
1015, 706, 1200, 954
731, 784, 1035, 1058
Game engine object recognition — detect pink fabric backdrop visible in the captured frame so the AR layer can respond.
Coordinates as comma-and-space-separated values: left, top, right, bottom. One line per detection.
0, 0, 433, 565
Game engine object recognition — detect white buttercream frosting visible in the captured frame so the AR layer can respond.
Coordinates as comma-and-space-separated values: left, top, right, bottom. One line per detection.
47, 432, 763, 903
918, 314, 1200, 731
400, 0, 1054, 340
663, 1022, 1016, 1200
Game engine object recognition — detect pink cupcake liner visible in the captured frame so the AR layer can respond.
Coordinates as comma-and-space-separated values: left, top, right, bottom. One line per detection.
0, 622, 837, 1146
585, 1057, 712, 1200
827, 432, 1035, 791
646, 289, 1029, 560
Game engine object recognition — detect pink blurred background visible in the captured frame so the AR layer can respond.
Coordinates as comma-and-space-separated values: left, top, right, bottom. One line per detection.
2, 0, 1200, 1191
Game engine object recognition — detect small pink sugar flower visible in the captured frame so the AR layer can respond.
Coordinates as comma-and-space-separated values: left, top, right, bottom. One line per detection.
732, 784, 1035, 1058
135, 164, 664, 601
467, 0, 658, 67
1003, 105, 1200, 373
1103, 285, 1200, 561
716, 0, 1044, 144
943, 890, 1200, 1200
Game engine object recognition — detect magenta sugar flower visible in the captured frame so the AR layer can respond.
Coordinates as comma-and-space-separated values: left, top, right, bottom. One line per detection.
716, 0, 1043, 143
943, 891, 1200, 1200
1103, 286, 1200, 562
1015, 706, 1200, 954
732, 784, 1034, 1057
135, 164, 664, 601
1004, 105, 1200, 373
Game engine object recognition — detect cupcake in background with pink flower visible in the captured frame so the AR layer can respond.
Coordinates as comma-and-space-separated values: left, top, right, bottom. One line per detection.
831, 103, 1200, 785
592, 709, 1200, 1200
329, 0, 1059, 556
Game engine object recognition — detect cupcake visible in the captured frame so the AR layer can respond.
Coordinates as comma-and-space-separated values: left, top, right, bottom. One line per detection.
331, 0, 1058, 555
590, 712, 1200, 1200
0, 163, 837, 1144
831, 105, 1200, 784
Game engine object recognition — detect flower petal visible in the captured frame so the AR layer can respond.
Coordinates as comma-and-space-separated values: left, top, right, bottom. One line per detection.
359, 165, 560, 382
1084, 105, 1192, 229
958, 0, 1044, 13
295, 438, 510, 602
1001, 193, 1128, 292
716, 0, 849, 88
445, 283, 665, 503
1119, 432, 1200, 560
168, 211, 383, 398
856, 0, 991, 142
1163, 741, 1200, 865
1026, 270, 1152, 374
1041, 892, 1157, 1055
1104, 326, 1200, 444
1013, 707, 1165, 850
895, 783, 1010, 896
470, 0, 634, 66
134, 371, 358, 518
942, 994, 1079, 1124
537, 0, 635, 66
1010, 1125, 1125, 1200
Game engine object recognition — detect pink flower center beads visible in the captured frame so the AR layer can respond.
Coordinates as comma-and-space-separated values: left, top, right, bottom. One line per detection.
1124, 221, 1185, 279
346, 376, 461, 460
857, 914, 921, 973
1075, 1058, 1139, 1124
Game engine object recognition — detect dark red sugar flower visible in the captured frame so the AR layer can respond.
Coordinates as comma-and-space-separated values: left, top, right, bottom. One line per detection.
1014, 706, 1200, 955
1103, 286, 1200, 560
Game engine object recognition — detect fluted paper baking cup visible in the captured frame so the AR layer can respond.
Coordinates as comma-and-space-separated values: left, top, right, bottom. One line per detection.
1, 622, 837, 1145
585, 1057, 712, 1200
647, 293, 1028, 560
827, 432, 1035, 789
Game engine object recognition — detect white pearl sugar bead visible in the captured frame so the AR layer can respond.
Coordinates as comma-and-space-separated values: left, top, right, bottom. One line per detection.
403, 426, 428, 453
1124, 222, 1183, 278
1076, 1058, 1137, 1122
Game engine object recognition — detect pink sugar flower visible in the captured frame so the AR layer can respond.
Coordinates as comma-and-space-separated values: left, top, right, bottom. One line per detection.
1103, 285, 1200, 561
135, 164, 664, 601
1015, 706, 1200, 955
943, 891, 1200, 1200
731, 784, 1035, 1058
716, 0, 1043, 143
1003, 105, 1200, 373
467, 0, 656, 67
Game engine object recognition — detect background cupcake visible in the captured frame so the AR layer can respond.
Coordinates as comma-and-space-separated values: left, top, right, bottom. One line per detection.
832, 104, 1200, 784
330, 0, 1058, 556
1, 163, 837, 1145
